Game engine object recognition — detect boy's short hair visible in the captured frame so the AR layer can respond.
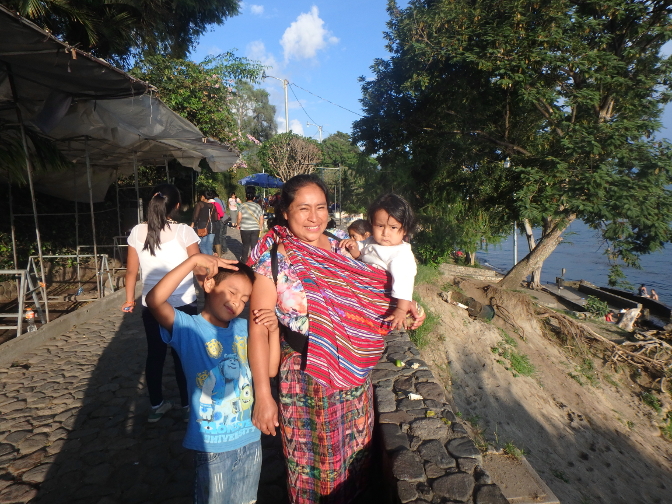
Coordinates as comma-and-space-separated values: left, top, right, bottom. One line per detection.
347, 219, 372, 236
212, 262, 256, 287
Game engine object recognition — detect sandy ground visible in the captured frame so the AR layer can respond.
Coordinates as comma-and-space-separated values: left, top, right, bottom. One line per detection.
416, 272, 672, 504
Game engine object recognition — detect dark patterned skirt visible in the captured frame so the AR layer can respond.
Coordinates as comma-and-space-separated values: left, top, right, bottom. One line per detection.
278, 342, 374, 504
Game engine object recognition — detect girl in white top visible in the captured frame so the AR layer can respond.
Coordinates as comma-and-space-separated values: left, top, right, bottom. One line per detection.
123, 184, 201, 422
340, 193, 417, 330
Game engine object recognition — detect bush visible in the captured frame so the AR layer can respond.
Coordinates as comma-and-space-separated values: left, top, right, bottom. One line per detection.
585, 296, 609, 317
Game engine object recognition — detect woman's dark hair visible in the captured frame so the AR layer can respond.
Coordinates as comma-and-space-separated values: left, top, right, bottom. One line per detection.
368, 193, 416, 240
347, 219, 372, 236
203, 189, 216, 200
245, 187, 256, 201
268, 174, 329, 228
143, 184, 182, 256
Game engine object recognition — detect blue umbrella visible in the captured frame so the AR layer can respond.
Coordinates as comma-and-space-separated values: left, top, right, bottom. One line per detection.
238, 172, 284, 188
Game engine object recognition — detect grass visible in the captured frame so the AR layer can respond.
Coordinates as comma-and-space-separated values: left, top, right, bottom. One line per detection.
492, 334, 536, 378
466, 414, 481, 427
408, 294, 437, 349
416, 263, 440, 286
503, 441, 525, 460
568, 358, 600, 387
661, 412, 672, 441
551, 469, 570, 483
641, 392, 663, 413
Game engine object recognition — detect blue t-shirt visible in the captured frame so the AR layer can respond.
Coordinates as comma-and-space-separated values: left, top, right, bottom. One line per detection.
160, 310, 260, 453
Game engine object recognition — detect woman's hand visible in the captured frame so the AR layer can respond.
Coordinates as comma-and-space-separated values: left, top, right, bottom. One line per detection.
253, 309, 279, 331
120, 301, 135, 313
252, 392, 279, 436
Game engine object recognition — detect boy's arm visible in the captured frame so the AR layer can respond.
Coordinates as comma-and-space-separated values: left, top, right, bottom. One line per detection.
146, 254, 238, 332
248, 273, 280, 436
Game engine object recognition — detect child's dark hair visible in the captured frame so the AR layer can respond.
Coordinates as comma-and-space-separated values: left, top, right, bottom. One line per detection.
143, 184, 182, 256
212, 262, 256, 287
347, 219, 372, 237
368, 193, 416, 240
268, 174, 329, 228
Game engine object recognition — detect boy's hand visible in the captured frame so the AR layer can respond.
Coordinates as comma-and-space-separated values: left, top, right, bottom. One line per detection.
191, 254, 238, 279
339, 239, 360, 259
252, 393, 279, 436
385, 306, 409, 331
253, 309, 279, 332
120, 301, 135, 313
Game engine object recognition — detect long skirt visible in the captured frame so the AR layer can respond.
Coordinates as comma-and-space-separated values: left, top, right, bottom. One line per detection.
278, 342, 374, 504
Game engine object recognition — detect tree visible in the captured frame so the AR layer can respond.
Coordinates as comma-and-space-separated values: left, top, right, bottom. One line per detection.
354, 0, 672, 286
5, 0, 240, 67
231, 81, 277, 143
130, 53, 265, 149
257, 133, 322, 181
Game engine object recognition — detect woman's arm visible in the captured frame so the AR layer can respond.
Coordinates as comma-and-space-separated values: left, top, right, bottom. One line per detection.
248, 272, 280, 436
122, 246, 140, 313
192, 201, 202, 226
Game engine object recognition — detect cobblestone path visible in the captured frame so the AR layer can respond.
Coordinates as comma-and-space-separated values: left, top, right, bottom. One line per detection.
0, 229, 289, 504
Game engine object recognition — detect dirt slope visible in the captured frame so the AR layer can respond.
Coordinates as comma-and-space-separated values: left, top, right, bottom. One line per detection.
416, 274, 672, 504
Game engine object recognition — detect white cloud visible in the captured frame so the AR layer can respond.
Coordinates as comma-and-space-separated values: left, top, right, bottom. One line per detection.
250, 4, 264, 15
289, 119, 304, 136
246, 40, 279, 72
206, 45, 222, 56
280, 6, 338, 62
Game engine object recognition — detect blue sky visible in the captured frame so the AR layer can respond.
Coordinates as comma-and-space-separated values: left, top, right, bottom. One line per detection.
192, 1, 672, 143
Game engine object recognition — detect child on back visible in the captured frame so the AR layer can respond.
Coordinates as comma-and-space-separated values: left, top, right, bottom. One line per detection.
340, 194, 417, 330
146, 254, 278, 504
347, 219, 372, 241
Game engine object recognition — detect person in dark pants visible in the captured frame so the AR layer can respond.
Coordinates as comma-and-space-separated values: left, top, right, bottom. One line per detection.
123, 184, 201, 422
237, 188, 264, 263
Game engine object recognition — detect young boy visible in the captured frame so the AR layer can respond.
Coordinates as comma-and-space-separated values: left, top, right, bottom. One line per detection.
146, 254, 278, 504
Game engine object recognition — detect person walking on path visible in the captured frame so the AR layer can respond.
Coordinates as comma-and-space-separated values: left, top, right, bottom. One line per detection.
237, 188, 264, 263
192, 190, 219, 256
247, 174, 425, 503
213, 191, 230, 257
123, 184, 200, 422
228, 192, 242, 226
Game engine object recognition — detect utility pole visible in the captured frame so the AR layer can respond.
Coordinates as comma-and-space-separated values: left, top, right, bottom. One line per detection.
306, 122, 323, 143
264, 74, 289, 133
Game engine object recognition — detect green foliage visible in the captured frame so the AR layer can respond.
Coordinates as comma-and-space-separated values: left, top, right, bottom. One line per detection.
409, 295, 437, 349
412, 229, 453, 266
503, 441, 525, 460
6, 0, 241, 67
662, 412, 672, 441
607, 264, 634, 291
551, 469, 570, 483
231, 81, 277, 143
492, 335, 535, 377
354, 0, 672, 284
584, 296, 610, 318
415, 264, 439, 286
131, 53, 265, 150
641, 392, 663, 413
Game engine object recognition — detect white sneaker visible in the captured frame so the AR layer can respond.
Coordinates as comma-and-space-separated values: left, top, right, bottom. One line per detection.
148, 400, 173, 423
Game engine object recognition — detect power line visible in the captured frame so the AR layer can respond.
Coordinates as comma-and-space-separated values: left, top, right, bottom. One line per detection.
288, 84, 318, 126
289, 82, 364, 118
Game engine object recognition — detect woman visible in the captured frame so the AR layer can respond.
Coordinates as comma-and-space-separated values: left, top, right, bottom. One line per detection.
237, 188, 264, 263
192, 190, 218, 255
247, 175, 424, 503
228, 192, 241, 225
123, 184, 200, 422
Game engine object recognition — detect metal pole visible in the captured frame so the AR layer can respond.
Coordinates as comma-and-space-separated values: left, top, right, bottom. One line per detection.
85, 138, 101, 299
7, 63, 49, 322
133, 153, 140, 224
283, 80, 289, 133
165, 158, 169, 183
115, 169, 121, 236
7, 174, 17, 269
74, 169, 81, 292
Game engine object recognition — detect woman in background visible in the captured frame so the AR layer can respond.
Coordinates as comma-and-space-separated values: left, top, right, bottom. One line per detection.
123, 184, 200, 422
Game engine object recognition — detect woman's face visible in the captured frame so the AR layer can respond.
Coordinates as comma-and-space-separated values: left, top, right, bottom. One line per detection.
283, 183, 329, 245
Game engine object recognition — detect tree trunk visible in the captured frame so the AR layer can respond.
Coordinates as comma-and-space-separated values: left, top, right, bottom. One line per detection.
466, 251, 476, 266
499, 214, 576, 289
523, 219, 542, 288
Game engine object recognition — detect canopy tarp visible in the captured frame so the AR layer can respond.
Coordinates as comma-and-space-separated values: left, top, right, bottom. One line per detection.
0, 5, 240, 203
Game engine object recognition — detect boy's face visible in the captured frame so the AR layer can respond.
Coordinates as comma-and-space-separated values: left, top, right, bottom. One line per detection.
349, 230, 370, 241
203, 274, 252, 326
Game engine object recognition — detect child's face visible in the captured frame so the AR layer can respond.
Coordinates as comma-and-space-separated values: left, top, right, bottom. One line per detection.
349, 230, 370, 241
204, 274, 252, 325
371, 209, 405, 246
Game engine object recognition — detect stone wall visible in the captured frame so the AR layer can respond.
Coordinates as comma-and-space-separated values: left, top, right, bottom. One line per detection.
372, 331, 508, 504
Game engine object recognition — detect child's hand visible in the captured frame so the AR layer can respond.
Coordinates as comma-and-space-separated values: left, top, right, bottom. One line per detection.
252, 393, 279, 436
339, 238, 360, 259
192, 254, 238, 279
120, 301, 135, 313
253, 309, 279, 332
385, 307, 409, 331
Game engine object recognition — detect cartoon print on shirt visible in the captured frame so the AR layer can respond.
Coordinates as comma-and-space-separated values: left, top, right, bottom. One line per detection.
196, 335, 254, 433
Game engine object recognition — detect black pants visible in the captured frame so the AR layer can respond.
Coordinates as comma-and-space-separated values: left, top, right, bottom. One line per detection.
240, 229, 260, 263
142, 303, 197, 408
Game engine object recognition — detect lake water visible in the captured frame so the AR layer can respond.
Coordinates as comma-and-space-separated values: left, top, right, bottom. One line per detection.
476, 220, 672, 306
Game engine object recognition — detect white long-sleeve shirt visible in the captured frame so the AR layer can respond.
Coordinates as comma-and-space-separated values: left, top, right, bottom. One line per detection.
357, 237, 417, 301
